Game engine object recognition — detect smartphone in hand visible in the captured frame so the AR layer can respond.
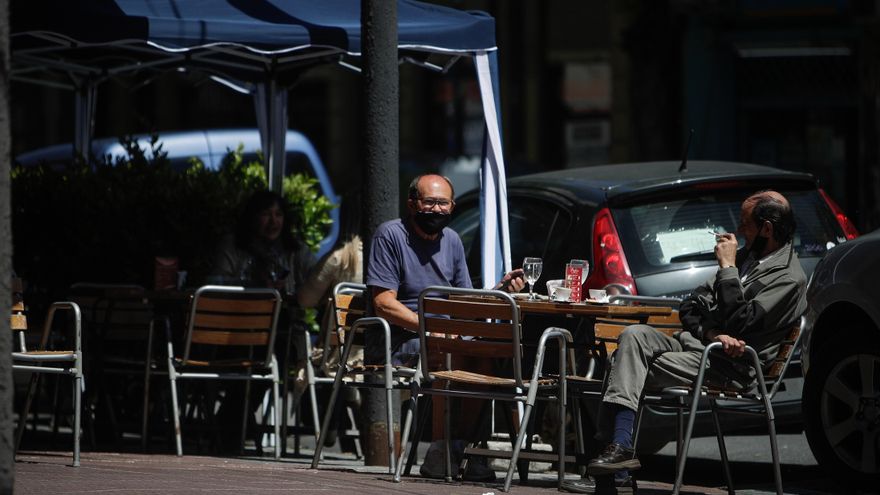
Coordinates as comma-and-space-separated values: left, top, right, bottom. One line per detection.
497, 269, 524, 291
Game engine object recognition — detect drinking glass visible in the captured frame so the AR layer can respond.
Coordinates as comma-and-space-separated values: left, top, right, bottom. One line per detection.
523, 257, 543, 300
569, 259, 589, 284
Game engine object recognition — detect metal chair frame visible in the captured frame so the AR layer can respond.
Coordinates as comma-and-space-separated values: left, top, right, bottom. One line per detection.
633, 316, 806, 495
12, 299, 84, 467
393, 286, 574, 492
166, 285, 283, 458
311, 282, 419, 472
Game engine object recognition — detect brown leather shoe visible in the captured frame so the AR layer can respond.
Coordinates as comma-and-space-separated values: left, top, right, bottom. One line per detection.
586, 443, 641, 475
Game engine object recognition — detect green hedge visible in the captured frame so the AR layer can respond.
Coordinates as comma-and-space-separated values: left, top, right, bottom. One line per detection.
11, 137, 334, 301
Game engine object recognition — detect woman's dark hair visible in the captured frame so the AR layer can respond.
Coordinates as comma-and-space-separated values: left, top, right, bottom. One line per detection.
751, 196, 796, 244
234, 190, 298, 250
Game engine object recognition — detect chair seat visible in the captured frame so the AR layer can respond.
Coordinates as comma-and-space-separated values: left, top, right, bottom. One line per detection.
173, 357, 269, 369
13, 350, 77, 361
660, 385, 761, 401
348, 363, 419, 375
431, 369, 555, 387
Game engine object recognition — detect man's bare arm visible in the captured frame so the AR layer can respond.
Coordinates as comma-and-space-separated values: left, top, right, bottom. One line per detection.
372, 287, 419, 331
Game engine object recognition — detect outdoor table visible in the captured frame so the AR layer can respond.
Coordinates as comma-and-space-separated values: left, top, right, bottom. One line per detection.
447, 292, 673, 378
510, 296, 672, 320
451, 293, 672, 320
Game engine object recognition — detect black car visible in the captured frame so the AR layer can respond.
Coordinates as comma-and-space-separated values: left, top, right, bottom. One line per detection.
801, 227, 880, 487
452, 161, 856, 297
450, 160, 859, 452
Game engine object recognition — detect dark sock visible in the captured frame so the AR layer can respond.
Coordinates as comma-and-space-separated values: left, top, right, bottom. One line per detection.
612, 407, 635, 449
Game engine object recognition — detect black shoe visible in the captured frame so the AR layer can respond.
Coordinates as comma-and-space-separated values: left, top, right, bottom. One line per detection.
461, 456, 496, 483
586, 443, 641, 475
419, 440, 496, 482
560, 475, 636, 495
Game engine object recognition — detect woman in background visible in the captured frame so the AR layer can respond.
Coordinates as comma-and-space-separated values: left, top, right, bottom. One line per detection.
213, 190, 314, 295
210, 190, 315, 452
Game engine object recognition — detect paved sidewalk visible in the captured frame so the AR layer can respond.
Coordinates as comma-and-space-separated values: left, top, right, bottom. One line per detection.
14, 448, 714, 495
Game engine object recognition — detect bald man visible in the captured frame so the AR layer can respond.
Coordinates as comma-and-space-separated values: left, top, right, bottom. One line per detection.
565, 190, 808, 494
365, 173, 524, 481
366, 173, 523, 366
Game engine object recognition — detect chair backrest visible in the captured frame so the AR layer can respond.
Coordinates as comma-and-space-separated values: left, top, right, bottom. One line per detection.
11, 278, 27, 352
11, 277, 26, 331
763, 316, 805, 397
181, 285, 282, 367
332, 282, 367, 346
417, 286, 523, 386
11, 278, 82, 354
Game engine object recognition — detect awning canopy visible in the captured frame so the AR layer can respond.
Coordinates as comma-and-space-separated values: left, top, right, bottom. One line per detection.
12, 0, 497, 83
11, 0, 512, 284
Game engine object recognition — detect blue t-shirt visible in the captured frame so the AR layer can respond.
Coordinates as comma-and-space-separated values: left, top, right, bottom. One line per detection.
366, 218, 472, 312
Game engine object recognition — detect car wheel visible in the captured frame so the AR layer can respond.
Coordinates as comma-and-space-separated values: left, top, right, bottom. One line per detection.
803, 341, 880, 487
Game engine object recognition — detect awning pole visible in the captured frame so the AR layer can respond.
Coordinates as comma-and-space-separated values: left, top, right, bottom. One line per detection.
73, 79, 96, 159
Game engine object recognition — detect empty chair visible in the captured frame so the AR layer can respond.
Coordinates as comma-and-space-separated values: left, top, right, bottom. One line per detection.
166, 285, 282, 458
12, 278, 84, 466
311, 282, 418, 472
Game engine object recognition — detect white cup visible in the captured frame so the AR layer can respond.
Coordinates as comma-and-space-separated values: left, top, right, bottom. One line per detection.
588, 288, 609, 303
546, 279, 565, 296
551, 286, 572, 302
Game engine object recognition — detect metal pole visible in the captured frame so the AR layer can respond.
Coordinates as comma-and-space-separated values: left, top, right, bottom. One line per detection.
361, 0, 399, 467
0, 0, 17, 489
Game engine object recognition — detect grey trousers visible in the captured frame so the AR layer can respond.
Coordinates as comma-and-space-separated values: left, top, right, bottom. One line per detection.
602, 324, 715, 412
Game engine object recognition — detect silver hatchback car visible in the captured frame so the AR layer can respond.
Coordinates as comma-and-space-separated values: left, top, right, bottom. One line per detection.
802, 227, 880, 488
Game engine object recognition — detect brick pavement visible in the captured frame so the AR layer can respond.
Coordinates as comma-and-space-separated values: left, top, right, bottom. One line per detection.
14, 449, 719, 495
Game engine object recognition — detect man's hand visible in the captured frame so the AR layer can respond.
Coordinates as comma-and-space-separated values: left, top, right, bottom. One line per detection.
712, 333, 746, 358
714, 233, 738, 269
494, 268, 525, 293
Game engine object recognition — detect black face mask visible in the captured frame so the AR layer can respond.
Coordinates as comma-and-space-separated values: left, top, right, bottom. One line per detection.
413, 211, 452, 236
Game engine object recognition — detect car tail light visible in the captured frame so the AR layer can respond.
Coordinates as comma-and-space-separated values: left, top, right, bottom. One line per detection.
819, 188, 859, 240
586, 207, 637, 295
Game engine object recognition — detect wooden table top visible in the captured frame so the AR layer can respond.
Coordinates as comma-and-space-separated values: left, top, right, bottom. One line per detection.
451, 294, 673, 319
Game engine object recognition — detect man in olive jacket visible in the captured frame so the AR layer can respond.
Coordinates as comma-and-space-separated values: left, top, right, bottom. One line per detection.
569, 190, 807, 493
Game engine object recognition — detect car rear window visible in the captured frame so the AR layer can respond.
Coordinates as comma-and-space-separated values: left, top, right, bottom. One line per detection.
613, 189, 847, 277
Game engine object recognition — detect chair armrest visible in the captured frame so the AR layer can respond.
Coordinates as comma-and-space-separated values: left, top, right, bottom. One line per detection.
695, 341, 764, 392
345, 316, 392, 365
41, 301, 82, 352
528, 327, 574, 403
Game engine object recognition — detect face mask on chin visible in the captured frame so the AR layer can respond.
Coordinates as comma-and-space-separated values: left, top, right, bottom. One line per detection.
413, 211, 452, 236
